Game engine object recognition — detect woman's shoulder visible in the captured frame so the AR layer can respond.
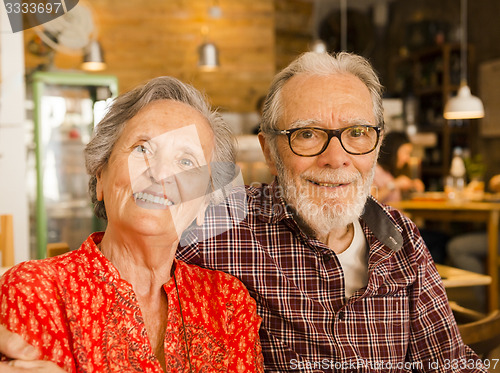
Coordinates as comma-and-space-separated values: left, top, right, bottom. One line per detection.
0, 234, 101, 288
0, 250, 80, 288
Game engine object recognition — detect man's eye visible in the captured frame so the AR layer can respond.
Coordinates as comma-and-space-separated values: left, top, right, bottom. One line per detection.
347, 127, 365, 137
298, 129, 316, 139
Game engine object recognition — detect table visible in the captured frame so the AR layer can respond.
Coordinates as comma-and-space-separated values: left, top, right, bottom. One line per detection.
436, 263, 492, 288
392, 199, 500, 311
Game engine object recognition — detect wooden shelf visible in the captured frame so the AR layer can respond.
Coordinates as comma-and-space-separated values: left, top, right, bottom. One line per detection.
389, 43, 478, 190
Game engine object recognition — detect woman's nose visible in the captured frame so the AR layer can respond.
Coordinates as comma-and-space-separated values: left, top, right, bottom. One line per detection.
148, 158, 176, 183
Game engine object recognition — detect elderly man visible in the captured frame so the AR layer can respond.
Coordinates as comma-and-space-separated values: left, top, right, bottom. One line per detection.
1, 52, 484, 372
180, 51, 483, 372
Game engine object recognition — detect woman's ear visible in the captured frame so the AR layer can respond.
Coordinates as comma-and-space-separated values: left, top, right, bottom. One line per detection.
96, 172, 104, 202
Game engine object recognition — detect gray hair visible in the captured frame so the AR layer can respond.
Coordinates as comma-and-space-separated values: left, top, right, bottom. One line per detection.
260, 51, 384, 156
85, 76, 236, 220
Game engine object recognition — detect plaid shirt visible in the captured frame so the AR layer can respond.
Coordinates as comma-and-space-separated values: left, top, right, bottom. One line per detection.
177, 182, 485, 372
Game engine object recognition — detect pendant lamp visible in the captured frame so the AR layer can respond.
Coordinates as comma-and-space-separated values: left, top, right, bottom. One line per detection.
81, 40, 106, 71
310, 39, 327, 53
309, 0, 328, 53
310, 0, 346, 53
198, 2, 220, 71
198, 40, 219, 71
340, 0, 347, 51
443, 0, 484, 119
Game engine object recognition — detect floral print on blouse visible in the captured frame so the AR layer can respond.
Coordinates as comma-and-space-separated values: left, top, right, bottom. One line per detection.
0, 232, 264, 372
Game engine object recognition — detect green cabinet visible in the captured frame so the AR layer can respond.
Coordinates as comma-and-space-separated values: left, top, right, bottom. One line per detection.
31, 71, 118, 259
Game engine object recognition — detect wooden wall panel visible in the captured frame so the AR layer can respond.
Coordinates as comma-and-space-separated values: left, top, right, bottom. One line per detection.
24, 0, 276, 112
274, 0, 312, 71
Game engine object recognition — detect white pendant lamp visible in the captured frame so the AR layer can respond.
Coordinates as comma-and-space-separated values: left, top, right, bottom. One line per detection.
310, 0, 347, 53
198, 41, 219, 71
443, 0, 484, 120
310, 39, 327, 53
444, 83, 484, 119
198, 2, 221, 71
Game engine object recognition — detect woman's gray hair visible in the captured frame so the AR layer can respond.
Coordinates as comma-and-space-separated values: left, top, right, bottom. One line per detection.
85, 76, 236, 220
260, 51, 384, 156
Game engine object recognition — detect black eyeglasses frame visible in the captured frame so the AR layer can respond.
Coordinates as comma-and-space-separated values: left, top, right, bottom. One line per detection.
270, 125, 382, 157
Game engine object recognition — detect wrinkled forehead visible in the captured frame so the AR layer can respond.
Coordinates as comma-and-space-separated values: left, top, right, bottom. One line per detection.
279, 73, 375, 127
122, 99, 215, 159
151, 124, 207, 160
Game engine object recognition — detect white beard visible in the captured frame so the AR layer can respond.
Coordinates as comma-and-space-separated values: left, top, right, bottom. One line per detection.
276, 159, 375, 238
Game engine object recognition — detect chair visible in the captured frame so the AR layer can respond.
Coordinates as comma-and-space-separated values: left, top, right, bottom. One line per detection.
0, 215, 14, 267
451, 302, 500, 358
46, 242, 70, 258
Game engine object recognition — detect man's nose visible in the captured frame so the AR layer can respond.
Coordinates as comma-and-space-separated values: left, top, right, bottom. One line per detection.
315, 136, 351, 168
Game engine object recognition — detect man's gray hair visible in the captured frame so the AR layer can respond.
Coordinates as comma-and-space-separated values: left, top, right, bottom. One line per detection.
84, 76, 236, 220
260, 51, 384, 149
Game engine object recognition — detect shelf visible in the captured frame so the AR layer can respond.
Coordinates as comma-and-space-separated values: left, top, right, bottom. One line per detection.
416, 84, 461, 96
415, 86, 443, 96
388, 43, 478, 191
412, 43, 461, 60
420, 165, 444, 175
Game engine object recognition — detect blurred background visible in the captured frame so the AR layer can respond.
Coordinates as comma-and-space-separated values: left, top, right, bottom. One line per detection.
1, 0, 500, 265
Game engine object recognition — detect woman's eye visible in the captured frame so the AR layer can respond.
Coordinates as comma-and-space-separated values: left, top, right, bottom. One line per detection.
134, 145, 150, 154
179, 158, 195, 167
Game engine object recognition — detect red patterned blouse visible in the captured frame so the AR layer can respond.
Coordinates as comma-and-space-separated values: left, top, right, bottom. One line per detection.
0, 232, 264, 372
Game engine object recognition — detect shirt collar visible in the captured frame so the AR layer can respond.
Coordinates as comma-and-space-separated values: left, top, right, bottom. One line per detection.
361, 196, 403, 252
257, 181, 403, 253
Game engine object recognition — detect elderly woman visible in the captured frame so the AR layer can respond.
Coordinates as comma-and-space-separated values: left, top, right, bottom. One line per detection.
0, 77, 263, 372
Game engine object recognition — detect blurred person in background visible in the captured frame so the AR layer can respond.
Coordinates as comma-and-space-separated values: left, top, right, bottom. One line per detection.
372, 131, 424, 203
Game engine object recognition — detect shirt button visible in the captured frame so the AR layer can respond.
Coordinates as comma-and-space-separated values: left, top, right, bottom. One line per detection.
338, 311, 345, 320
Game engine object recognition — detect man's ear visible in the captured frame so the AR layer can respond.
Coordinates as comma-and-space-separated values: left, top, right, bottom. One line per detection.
258, 133, 278, 176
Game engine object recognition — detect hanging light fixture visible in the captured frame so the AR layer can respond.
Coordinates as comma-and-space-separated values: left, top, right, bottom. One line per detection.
198, 1, 220, 71
81, 40, 106, 71
198, 40, 219, 71
310, 39, 327, 53
340, 0, 347, 51
309, 0, 327, 53
443, 0, 484, 119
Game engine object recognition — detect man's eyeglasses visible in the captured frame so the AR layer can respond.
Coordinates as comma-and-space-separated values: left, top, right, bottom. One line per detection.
271, 125, 381, 157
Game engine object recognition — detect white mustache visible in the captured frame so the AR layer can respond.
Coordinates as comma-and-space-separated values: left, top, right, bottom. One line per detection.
301, 169, 362, 185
